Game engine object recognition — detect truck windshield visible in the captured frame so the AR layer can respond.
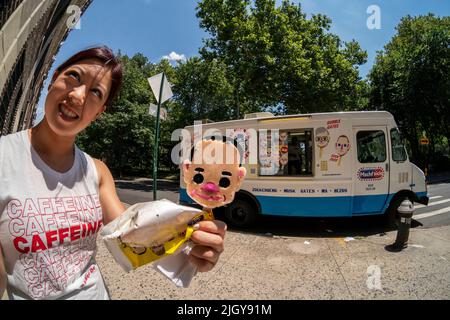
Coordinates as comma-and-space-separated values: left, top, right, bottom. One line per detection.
391, 128, 408, 161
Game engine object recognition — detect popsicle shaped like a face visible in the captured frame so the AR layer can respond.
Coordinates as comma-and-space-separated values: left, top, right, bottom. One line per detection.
183, 140, 247, 209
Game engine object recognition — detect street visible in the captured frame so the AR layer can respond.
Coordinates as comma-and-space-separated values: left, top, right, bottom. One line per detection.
414, 183, 450, 228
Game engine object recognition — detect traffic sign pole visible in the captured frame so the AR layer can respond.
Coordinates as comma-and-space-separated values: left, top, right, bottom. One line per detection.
153, 73, 165, 201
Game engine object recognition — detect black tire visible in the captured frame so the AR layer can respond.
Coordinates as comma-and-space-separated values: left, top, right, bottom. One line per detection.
385, 196, 411, 228
224, 198, 257, 228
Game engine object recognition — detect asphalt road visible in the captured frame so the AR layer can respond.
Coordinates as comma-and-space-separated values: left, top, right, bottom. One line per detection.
414, 183, 450, 228
115, 180, 450, 233
115, 179, 179, 203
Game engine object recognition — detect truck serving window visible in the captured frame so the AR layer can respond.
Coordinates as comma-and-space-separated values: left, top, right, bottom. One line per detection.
356, 130, 387, 163
259, 129, 313, 176
390, 128, 407, 162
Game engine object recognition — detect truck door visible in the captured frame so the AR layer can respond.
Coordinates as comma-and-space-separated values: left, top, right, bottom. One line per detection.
352, 126, 390, 215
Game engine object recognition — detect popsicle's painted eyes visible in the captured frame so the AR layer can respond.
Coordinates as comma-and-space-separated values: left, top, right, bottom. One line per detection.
193, 173, 204, 184
219, 177, 230, 188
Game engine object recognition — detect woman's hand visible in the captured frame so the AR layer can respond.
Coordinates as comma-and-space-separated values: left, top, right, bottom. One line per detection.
188, 220, 227, 272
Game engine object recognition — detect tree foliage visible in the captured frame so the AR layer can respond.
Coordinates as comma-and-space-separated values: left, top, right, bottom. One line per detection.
76, 6, 450, 177
369, 14, 450, 164
170, 57, 235, 127
196, 0, 368, 115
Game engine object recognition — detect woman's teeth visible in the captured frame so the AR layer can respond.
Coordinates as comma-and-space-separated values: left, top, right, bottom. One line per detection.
60, 104, 78, 119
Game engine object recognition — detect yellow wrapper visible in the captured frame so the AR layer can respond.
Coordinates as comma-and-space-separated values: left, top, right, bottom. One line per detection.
116, 210, 214, 269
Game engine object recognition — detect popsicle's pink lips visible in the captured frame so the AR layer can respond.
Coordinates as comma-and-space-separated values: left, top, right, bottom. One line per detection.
190, 190, 225, 202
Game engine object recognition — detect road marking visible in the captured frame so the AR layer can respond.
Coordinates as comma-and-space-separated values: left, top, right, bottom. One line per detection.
415, 198, 450, 209
414, 206, 450, 220
429, 196, 443, 200
428, 198, 450, 206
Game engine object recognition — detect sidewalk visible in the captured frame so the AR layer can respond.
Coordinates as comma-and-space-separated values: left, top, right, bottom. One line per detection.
3, 212, 449, 300
97, 223, 450, 300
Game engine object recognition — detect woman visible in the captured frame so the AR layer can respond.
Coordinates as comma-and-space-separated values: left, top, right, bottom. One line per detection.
0, 46, 226, 300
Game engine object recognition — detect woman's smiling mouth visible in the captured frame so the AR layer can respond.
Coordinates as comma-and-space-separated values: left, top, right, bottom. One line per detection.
59, 103, 79, 121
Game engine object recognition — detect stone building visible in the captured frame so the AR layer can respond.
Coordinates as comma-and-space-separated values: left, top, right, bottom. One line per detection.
0, 0, 92, 135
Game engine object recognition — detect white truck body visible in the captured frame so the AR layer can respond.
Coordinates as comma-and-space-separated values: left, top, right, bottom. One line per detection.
179, 111, 428, 219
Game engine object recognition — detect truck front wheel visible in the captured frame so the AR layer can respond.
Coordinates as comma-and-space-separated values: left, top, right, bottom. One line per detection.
224, 198, 257, 228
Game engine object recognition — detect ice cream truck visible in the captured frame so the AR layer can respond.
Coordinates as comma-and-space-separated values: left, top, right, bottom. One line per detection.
179, 111, 429, 227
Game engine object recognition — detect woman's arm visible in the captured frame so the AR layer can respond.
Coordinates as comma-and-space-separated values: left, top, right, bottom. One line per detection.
93, 159, 126, 225
0, 245, 6, 298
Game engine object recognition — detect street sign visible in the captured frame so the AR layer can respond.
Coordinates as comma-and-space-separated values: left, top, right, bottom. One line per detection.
420, 138, 429, 145
148, 73, 173, 104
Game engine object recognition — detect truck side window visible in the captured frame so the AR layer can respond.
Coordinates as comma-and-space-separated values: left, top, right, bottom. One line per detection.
357, 130, 387, 163
259, 129, 313, 176
390, 128, 407, 162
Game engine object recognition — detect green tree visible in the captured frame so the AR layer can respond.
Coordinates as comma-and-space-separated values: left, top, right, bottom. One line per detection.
196, 0, 367, 116
170, 57, 235, 128
369, 14, 450, 163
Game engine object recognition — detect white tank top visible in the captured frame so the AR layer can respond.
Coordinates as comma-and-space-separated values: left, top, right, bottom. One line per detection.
0, 130, 109, 300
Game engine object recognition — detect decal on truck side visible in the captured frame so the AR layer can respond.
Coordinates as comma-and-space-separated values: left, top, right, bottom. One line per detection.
357, 167, 385, 181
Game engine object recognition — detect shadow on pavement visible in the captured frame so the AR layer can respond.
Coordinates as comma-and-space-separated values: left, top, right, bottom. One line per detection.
220, 213, 423, 239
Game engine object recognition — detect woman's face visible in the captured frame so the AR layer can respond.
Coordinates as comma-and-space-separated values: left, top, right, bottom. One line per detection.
44, 58, 113, 137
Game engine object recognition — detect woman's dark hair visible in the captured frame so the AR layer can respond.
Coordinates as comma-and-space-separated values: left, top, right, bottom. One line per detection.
55, 46, 123, 107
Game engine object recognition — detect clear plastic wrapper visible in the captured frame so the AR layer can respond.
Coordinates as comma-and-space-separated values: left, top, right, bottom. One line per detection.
101, 199, 213, 286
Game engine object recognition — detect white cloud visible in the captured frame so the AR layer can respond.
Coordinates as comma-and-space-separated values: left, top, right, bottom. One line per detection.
162, 51, 187, 62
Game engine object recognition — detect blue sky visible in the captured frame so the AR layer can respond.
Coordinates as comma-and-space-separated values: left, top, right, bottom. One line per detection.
35, 0, 449, 123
